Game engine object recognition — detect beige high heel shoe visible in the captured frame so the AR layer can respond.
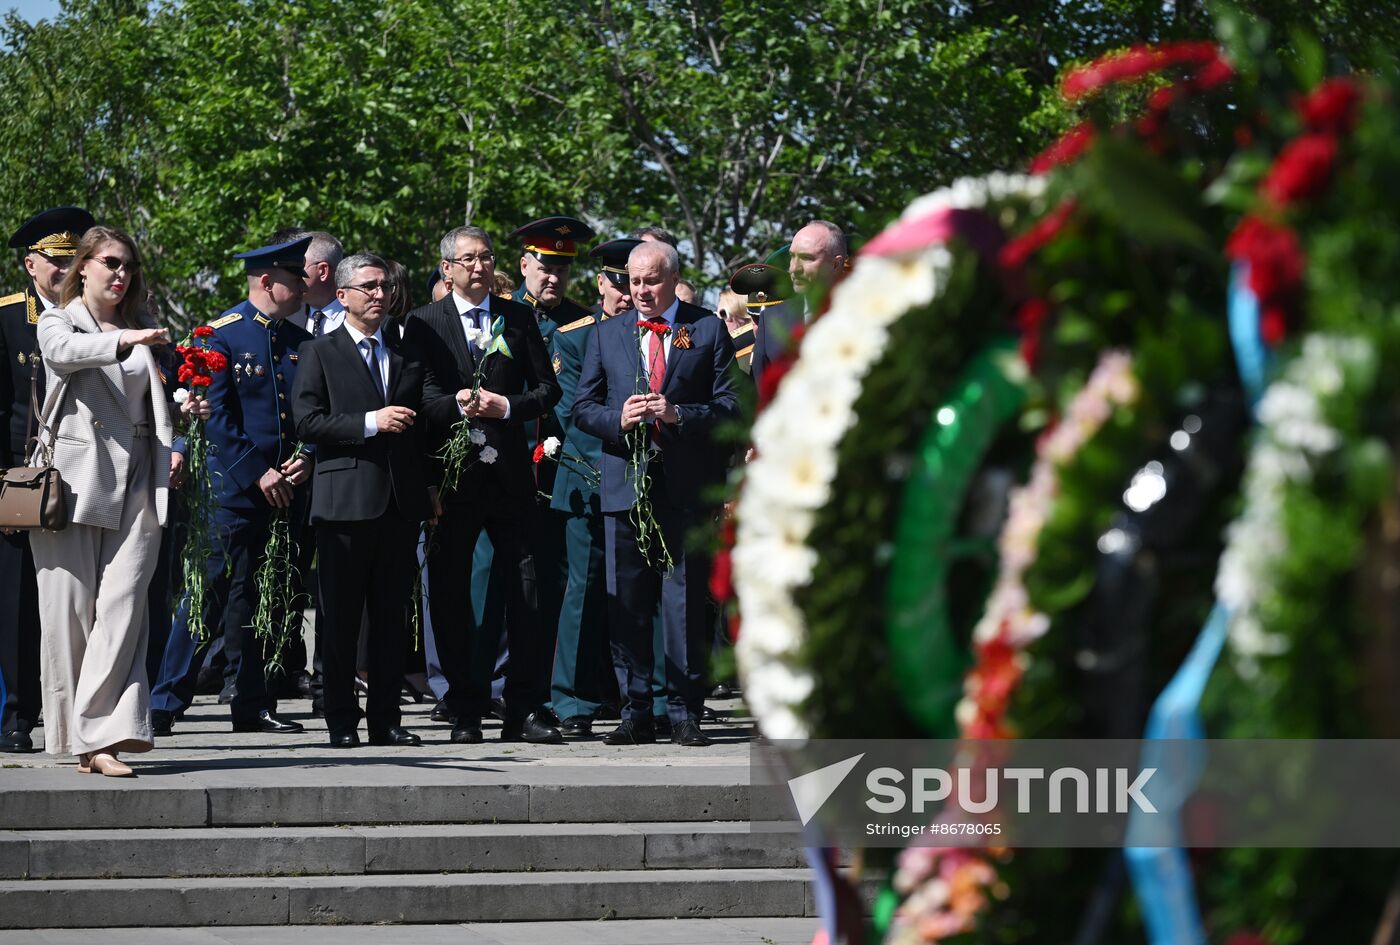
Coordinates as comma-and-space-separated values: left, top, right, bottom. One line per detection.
88, 752, 133, 777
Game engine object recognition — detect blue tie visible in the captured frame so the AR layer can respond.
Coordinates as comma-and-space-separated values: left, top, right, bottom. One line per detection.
360, 338, 385, 403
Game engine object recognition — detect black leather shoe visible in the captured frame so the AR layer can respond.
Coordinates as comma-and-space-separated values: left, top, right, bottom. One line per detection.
500, 711, 564, 745
711, 682, 733, 699
233, 710, 304, 734
701, 704, 719, 722
672, 719, 711, 747
429, 700, 456, 724
295, 671, 315, 697
540, 706, 562, 727
149, 710, 173, 737
450, 719, 484, 744
368, 726, 421, 747
328, 732, 361, 748
0, 730, 33, 752
654, 715, 672, 738
559, 715, 593, 737
489, 698, 508, 721
311, 698, 325, 719
603, 718, 656, 746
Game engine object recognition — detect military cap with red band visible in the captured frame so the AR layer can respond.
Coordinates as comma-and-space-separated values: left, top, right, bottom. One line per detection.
510, 216, 596, 262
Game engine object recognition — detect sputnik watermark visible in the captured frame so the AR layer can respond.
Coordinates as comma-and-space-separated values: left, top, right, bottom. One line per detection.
754, 739, 1400, 848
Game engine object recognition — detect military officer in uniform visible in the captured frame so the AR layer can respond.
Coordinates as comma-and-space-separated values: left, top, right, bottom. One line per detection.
0, 207, 94, 751
150, 237, 315, 736
727, 264, 792, 377
467, 217, 595, 718
546, 238, 641, 736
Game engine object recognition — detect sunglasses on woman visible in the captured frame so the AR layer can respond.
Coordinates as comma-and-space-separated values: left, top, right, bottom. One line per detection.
94, 255, 140, 274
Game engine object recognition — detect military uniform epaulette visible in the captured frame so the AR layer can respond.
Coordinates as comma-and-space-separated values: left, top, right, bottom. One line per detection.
210, 312, 243, 329
556, 315, 596, 334
0, 291, 24, 307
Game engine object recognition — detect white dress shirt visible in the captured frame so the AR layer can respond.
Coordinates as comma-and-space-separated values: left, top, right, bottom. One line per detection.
291, 298, 346, 336
344, 321, 389, 438
451, 290, 510, 419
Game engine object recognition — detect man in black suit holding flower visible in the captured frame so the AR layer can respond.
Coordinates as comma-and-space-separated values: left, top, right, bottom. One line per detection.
403, 225, 563, 745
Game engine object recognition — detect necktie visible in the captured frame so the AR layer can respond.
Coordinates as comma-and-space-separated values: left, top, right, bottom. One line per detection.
360, 338, 386, 403
647, 328, 666, 447
311, 309, 324, 338
469, 309, 488, 349
647, 329, 666, 394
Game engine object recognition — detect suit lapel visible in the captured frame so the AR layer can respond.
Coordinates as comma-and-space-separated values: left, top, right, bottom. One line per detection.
332, 326, 384, 404
440, 297, 477, 378
385, 333, 405, 401
661, 306, 695, 397
67, 300, 127, 407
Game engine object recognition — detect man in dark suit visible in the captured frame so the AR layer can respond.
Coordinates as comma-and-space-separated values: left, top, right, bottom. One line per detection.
0, 207, 93, 752
751, 220, 846, 385
404, 225, 563, 745
574, 241, 741, 747
292, 252, 437, 748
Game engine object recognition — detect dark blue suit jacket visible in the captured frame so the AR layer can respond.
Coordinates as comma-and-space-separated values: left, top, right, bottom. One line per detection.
573, 301, 740, 514
203, 300, 313, 511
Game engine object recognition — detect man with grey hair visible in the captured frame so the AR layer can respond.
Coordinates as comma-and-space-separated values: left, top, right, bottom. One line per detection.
403, 224, 565, 745
573, 240, 741, 747
293, 252, 441, 748
272, 228, 346, 338
752, 219, 847, 385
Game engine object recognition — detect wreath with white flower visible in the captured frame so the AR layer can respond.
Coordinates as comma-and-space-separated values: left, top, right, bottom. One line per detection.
735, 172, 1048, 743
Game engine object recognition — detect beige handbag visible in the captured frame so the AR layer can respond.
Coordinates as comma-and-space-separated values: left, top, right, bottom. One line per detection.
0, 354, 68, 530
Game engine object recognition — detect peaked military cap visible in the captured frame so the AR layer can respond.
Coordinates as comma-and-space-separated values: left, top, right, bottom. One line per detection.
8, 206, 95, 257
764, 243, 790, 269
729, 263, 792, 309
233, 235, 313, 273
511, 216, 596, 262
588, 238, 642, 287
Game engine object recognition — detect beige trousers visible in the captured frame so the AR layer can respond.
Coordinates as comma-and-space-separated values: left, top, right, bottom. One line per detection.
31, 432, 159, 757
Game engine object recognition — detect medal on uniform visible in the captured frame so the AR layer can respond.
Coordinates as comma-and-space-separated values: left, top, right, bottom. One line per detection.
254, 364, 265, 377
16, 352, 25, 366
234, 363, 244, 381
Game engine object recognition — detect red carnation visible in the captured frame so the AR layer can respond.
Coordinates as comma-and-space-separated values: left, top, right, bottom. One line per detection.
203, 350, 228, 373
1061, 41, 1222, 102
1299, 77, 1360, 134
1226, 216, 1304, 345
177, 364, 193, 383
189, 374, 213, 388
1030, 122, 1095, 175
192, 325, 215, 338
757, 355, 794, 408
1014, 298, 1050, 368
999, 200, 1077, 272
1260, 132, 1338, 206
532, 443, 546, 464
637, 319, 670, 335
709, 548, 733, 603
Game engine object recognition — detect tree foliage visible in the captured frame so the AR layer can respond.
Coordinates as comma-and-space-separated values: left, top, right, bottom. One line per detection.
0, 0, 1393, 326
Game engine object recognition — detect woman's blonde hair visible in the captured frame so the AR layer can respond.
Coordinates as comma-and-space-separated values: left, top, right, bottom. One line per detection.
59, 225, 149, 329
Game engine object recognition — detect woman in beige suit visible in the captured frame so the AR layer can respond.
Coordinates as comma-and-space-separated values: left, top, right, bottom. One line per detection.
30, 225, 203, 777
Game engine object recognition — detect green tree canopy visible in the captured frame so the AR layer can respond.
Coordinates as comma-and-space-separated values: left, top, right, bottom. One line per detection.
0, 0, 1392, 325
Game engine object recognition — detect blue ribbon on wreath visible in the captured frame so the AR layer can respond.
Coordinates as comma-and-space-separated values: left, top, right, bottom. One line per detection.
1124, 263, 1271, 944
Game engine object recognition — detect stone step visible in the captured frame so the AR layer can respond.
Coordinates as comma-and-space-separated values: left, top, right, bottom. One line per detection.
0, 868, 816, 928
0, 917, 820, 945
0, 822, 802, 879
0, 764, 751, 830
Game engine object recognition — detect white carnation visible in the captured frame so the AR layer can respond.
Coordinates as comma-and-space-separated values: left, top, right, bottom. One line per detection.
543, 436, 561, 457
173, 388, 190, 404
468, 428, 486, 446
478, 445, 498, 465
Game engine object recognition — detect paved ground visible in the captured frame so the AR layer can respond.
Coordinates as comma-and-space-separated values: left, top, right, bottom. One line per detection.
0, 918, 819, 944
1, 692, 756, 771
